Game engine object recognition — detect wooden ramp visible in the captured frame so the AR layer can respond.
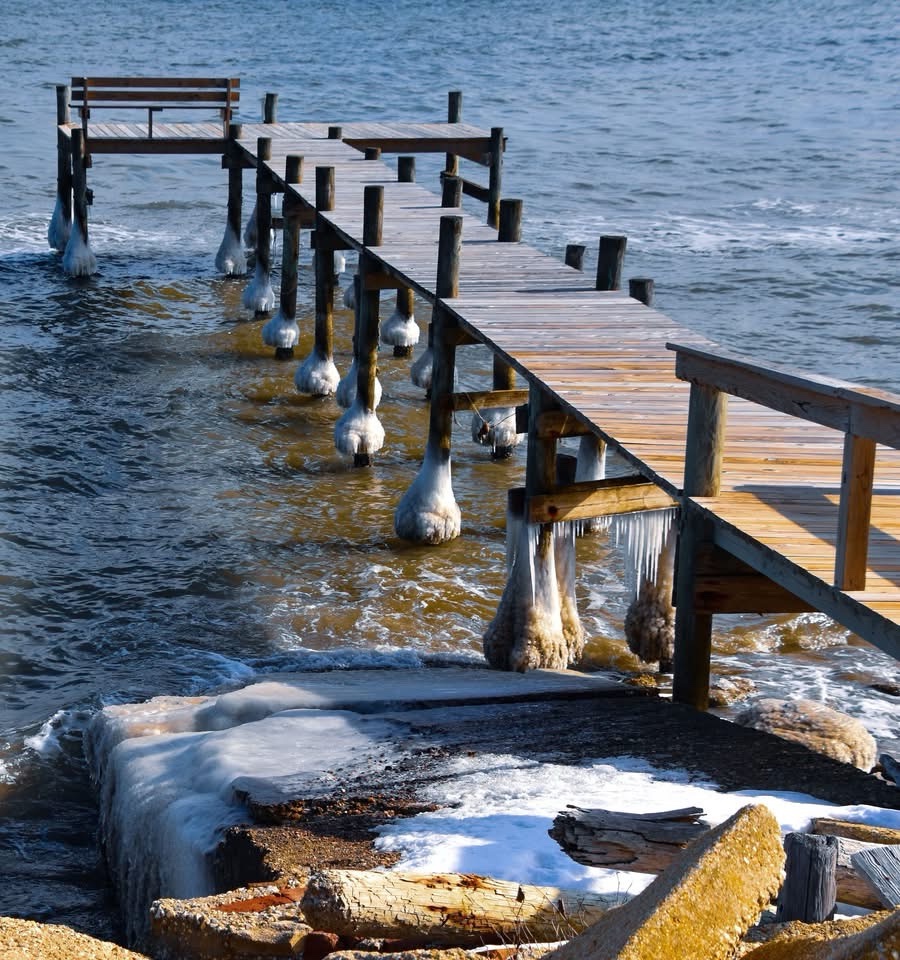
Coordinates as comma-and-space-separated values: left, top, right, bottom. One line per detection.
53, 89, 900, 705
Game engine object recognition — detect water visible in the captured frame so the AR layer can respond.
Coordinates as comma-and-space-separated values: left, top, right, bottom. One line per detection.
1, 0, 898, 941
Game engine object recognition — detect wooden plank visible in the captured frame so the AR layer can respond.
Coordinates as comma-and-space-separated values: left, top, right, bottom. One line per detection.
447, 388, 530, 413
529, 477, 676, 524
850, 846, 900, 908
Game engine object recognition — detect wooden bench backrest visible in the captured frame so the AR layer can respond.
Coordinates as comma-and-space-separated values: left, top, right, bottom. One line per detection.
70, 77, 240, 136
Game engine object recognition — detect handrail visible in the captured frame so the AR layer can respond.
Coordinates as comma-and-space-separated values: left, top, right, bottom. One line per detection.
666, 341, 896, 591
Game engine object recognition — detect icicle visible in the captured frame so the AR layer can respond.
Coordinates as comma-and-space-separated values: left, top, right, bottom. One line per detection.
624, 518, 678, 670
295, 350, 340, 397
62, 219, 97, 277
48, 193, 71, 252
335, 358, 382, 410
261, 310, 299, 349
394, 447, 461, 545
214, 222, 246, 276
241, 261, 275, 314
554, 520, 584, 661
576, 435, 611, 534
612, 507, 678, 585
334, 396, 385, 458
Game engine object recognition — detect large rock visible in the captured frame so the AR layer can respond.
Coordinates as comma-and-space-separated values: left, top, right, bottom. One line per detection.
546, 803, 785, 960
0, 917, 150, 959
738, 908, 900, 958
150, 882, 310, 960
734, 699, 877, 771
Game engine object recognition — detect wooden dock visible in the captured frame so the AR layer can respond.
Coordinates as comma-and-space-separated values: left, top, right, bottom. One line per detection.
50, 79, 900, 709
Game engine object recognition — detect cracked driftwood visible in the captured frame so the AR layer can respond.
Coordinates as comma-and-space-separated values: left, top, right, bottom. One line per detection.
551, 806, 887, 909
299, 870, 626, 945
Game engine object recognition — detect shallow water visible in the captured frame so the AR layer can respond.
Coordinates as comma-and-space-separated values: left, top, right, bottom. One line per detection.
0, 0, 898, 940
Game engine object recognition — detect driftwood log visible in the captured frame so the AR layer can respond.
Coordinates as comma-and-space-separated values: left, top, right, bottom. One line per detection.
551, 806, 887, 909
851, 845, 900, 908
300, 870, 624, 945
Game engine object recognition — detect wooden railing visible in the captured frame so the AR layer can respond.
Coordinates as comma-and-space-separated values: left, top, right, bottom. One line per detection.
70, 76, 240, 138
668, 342, 900, 591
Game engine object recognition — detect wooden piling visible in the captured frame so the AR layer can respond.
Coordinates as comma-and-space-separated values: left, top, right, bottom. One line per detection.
672, 381, 729, 709
51, 85, 73, 250
353, 184, 384, 467
226, 123, 243, 251
252, 136, 274, 313
263, 93, 278, 124
565, 244, 586, 271
445, 91, 462, 176
392, 288, 416, 358
442, 174, 462, 208
596, 235, 627, 291
630, 278, 655, 306
398, 156, 416, 183
488, 127, 504, 229
364, 147, 381, 160
328, 126, 342, 140
314, 165, 336, 372
274, 154, 303, 360
776, 834, 838, 923
70, 128, 90, 248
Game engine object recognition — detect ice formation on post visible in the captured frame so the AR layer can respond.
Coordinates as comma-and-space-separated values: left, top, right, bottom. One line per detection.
380, 303, 419, 351
241, 261, 275, 314
410, 345, 434, 392
575, 435, 609, 534
615, 508, 679, 670
470, 407, 520, 458
214, 223, 246, 276
242, 202, 258, 249
394, 446, 461, 545
334, 396, 385, 458
484, 522, 570, 671
261, 309, 299, 350
554, 521, 585, 660
47, 193, 71, 252
342, 276, 356, 310
62, 220, 97, 277
295, 349, 340, 397
335, 358, 382, 409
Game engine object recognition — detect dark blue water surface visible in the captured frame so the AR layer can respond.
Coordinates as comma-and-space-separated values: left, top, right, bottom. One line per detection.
0, 0, 898, 940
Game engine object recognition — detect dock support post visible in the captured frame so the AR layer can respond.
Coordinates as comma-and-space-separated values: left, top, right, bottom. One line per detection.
263, 92, 278, 124
296, 166, 341, 397
398, 156, 416, 183
445, 91, 462, 177
487, 127, 504, 229
472, 197, 523, 458
335, 185, 386, 467
411, 178, 461, 395
62, 128, 97, 277
483, 385, 581, 670
262, 155, 304, 357
395, 215, 463, 543
565, 244, 586, 271
381, 287, 419, 358
48, 84, 72, 251
574, 434, 608, 533
620, 277, 676, 671
672, 382, 728, 709
215, 122, 247, 275
596, 235, 627, 291
241, 137, 276, 314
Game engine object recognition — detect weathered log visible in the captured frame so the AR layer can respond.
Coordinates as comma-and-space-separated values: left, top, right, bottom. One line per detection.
811, 817, 900, 846
775, 832, 837, 922
552, 806, 886, 909
549, 806, 707, 873
850, 844, 900, 908
299, 870, 623, 946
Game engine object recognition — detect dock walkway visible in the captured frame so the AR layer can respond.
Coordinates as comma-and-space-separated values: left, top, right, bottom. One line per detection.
53, 96, 900, 707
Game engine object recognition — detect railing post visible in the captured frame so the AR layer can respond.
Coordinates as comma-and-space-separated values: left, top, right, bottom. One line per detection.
398, 156, 416, 183
487, 126, 503, 229
629, 277, 655, 306
263, 92, 278, 124
672, 378, 728, 709
364, 147, 381, 161
565, 243, 586, 271
441, 174, 462, 208
445, 91, 462, 176
835, 434, 876, 590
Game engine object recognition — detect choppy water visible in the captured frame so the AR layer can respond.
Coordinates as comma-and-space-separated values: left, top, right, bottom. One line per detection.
1, 0, 898, 941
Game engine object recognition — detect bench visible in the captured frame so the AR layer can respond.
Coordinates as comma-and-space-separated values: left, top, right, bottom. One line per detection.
70, 77, 240, 139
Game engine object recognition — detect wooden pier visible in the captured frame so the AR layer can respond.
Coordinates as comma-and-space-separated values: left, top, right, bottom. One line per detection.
50, 78, 900, 708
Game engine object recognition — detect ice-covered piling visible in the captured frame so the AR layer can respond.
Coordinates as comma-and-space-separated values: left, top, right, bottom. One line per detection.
241, 138, 276, 314
48, 85, 73, 252
262, 155, 304, 357
396, 216, 463, 543
214, 123, 247, 276
62, 129, 97, 276
335, 187, 385, 467
575, 434, 609, 534
617, 509, 679, 672
381, 287, 419, 358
